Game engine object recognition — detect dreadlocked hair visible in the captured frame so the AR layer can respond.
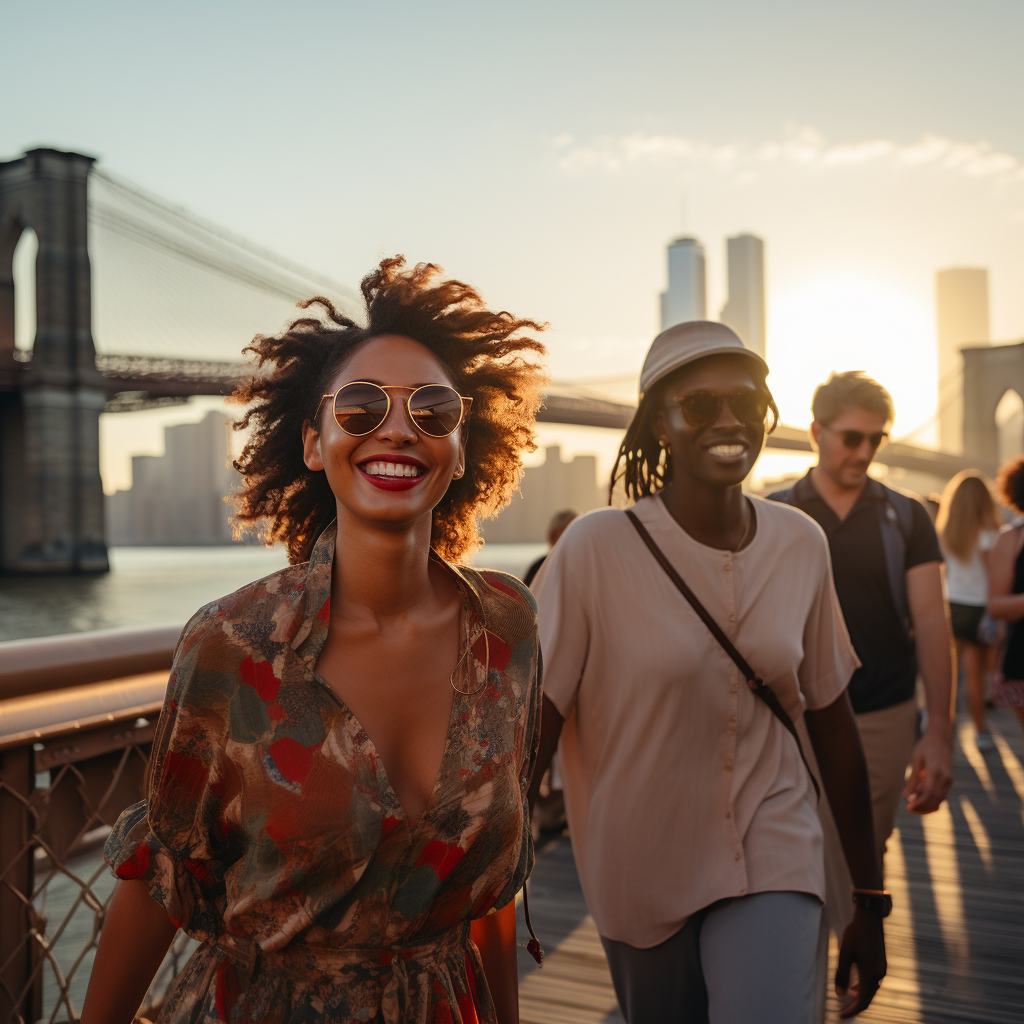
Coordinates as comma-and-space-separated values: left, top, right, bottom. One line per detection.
608, 385, 673, 504
231, 256, 547, 564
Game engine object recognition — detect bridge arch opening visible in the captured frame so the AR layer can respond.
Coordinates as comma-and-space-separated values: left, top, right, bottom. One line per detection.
995, 389, 1024, 467
12, 225, 37, 353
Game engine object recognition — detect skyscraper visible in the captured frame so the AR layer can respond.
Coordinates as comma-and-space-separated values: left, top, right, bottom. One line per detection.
106, 411, 240, 544
660, 237, 706, 330
720, 233, 765, 358
936, 268, 990, 452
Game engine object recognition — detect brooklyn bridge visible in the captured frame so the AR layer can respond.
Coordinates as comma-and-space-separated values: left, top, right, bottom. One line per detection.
1, 146, 1022, 574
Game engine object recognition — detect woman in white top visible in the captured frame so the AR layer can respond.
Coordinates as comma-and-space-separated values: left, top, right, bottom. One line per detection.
529, 322, 886, 1024
936, 470, 1002, 751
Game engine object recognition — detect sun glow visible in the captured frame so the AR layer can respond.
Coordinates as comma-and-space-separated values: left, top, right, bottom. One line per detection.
766, 274, 938, 443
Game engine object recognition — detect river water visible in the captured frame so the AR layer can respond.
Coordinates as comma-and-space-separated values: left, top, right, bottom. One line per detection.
0, 542, 549, 642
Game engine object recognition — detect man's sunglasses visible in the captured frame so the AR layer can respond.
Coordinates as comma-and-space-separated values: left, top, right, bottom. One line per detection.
671, 387, 779, 433
315, 382, 472, 438
824, 425, 888, 451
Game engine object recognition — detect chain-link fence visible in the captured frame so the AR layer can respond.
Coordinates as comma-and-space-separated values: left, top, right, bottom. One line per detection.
0, 699, 193, 1024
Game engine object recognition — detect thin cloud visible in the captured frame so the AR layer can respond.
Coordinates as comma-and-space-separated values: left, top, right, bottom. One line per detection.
555, 126, 1024, 184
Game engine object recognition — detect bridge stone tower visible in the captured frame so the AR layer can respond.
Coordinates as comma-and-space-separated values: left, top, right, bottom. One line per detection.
0, 148, 108, 573
962, 339, 1024, 475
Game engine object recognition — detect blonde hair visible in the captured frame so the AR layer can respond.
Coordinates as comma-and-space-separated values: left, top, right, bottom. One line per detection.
936, 470, 1000, 561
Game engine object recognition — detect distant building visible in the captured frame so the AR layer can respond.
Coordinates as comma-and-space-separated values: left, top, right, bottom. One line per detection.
936, 268, 990, 452
720, 233, 765, 358
106, 411, 240, 545
660, 237, 706, 329
482, 446, 603, 544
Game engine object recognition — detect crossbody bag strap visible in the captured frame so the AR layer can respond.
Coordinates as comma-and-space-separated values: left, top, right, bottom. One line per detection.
625, 509, 820, 801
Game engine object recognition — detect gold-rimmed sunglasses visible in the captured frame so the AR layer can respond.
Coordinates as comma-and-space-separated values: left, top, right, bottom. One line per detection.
315, 381, 472, 438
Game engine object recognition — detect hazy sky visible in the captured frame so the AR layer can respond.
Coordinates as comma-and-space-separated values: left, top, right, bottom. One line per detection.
4, 0, 1024, 489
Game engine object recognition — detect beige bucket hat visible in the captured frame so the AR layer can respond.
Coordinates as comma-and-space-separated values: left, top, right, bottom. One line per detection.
639, 321, 768, 400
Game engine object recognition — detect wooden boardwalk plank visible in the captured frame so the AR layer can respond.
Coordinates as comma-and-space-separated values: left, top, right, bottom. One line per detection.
518, 708, 1024, 1023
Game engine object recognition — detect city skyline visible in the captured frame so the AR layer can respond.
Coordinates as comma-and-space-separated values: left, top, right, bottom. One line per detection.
106, 410, 241, 545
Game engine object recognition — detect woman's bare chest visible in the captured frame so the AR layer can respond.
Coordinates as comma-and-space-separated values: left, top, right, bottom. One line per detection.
314, 612, 462, 827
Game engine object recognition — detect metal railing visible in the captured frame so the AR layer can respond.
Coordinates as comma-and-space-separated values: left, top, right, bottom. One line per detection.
0, 627, 186, 1024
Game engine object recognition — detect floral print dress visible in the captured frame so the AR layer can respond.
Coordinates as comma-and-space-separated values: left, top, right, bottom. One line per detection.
105, 525, 541, 1024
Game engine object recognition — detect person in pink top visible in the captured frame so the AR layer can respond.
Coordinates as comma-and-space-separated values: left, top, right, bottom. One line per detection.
530, 323, 887, 1023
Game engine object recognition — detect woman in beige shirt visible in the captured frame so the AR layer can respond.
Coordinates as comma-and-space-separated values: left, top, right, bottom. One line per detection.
530, 322, 887, 1023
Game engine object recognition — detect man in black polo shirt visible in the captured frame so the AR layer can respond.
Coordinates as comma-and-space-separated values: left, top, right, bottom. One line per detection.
771, 372, 954, 897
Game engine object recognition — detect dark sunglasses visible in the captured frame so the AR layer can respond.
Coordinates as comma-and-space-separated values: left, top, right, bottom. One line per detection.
825, 425, 888, 451
315, 382, 472, 438
670, 387, 778, 432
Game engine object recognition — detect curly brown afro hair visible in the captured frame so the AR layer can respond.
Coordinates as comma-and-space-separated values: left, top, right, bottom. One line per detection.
997, 455, 1024, 518
231, 256, 547, 564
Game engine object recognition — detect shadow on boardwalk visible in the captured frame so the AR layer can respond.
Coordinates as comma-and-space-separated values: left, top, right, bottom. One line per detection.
516, 708, 1024, 1024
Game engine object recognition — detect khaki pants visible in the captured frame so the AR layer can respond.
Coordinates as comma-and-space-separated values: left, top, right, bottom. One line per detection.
801, 698, 918, 1022
818, 697, 919, 938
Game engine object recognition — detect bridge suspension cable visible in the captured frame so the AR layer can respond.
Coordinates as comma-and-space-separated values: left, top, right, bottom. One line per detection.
87, 168, 359, 363
91, 169, 359, 305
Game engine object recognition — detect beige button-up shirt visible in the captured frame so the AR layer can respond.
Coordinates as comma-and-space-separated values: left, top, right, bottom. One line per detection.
533, 494, 858, 947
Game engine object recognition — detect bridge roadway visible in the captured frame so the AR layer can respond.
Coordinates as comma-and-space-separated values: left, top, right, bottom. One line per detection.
93, 353, 983, 480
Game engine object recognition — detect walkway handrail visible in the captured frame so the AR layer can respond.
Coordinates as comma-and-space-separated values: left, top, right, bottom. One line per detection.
0, 625, 189, 1022
0, 624, 182, 701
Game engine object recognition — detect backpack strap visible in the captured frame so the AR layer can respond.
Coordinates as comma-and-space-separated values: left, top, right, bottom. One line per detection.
878, 485, 914, 630
625, 510, 820, 801
776, 478, 914, 634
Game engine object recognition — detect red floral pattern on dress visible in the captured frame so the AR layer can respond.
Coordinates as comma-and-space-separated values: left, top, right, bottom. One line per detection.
240, 655, 281, 701
114, 842, 150, 880
417, 839, 466, 881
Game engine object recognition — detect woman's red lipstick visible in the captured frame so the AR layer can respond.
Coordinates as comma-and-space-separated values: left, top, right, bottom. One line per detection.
356, 455, 427, 491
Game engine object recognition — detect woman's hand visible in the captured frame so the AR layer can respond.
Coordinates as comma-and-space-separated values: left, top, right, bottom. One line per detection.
835, 907, 887, 1018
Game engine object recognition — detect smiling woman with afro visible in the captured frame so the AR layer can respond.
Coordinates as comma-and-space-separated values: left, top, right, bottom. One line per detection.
86, 257, 549, 1024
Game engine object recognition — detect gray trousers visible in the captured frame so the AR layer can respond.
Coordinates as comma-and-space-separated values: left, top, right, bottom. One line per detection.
600, 891, 823, 1024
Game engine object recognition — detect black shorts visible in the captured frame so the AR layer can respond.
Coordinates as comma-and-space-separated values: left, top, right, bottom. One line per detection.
949, 602, 986, 644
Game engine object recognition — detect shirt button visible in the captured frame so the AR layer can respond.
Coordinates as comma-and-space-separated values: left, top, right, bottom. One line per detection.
728, 613, 736, 622
725, 811, 732, 819
724, 564, 732, 572
734, 852, 742, 862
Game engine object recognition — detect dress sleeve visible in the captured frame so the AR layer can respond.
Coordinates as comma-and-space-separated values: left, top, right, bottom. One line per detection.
104, 609, 240, 937
532, 532, 590, 719
798, 534, 861, 711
